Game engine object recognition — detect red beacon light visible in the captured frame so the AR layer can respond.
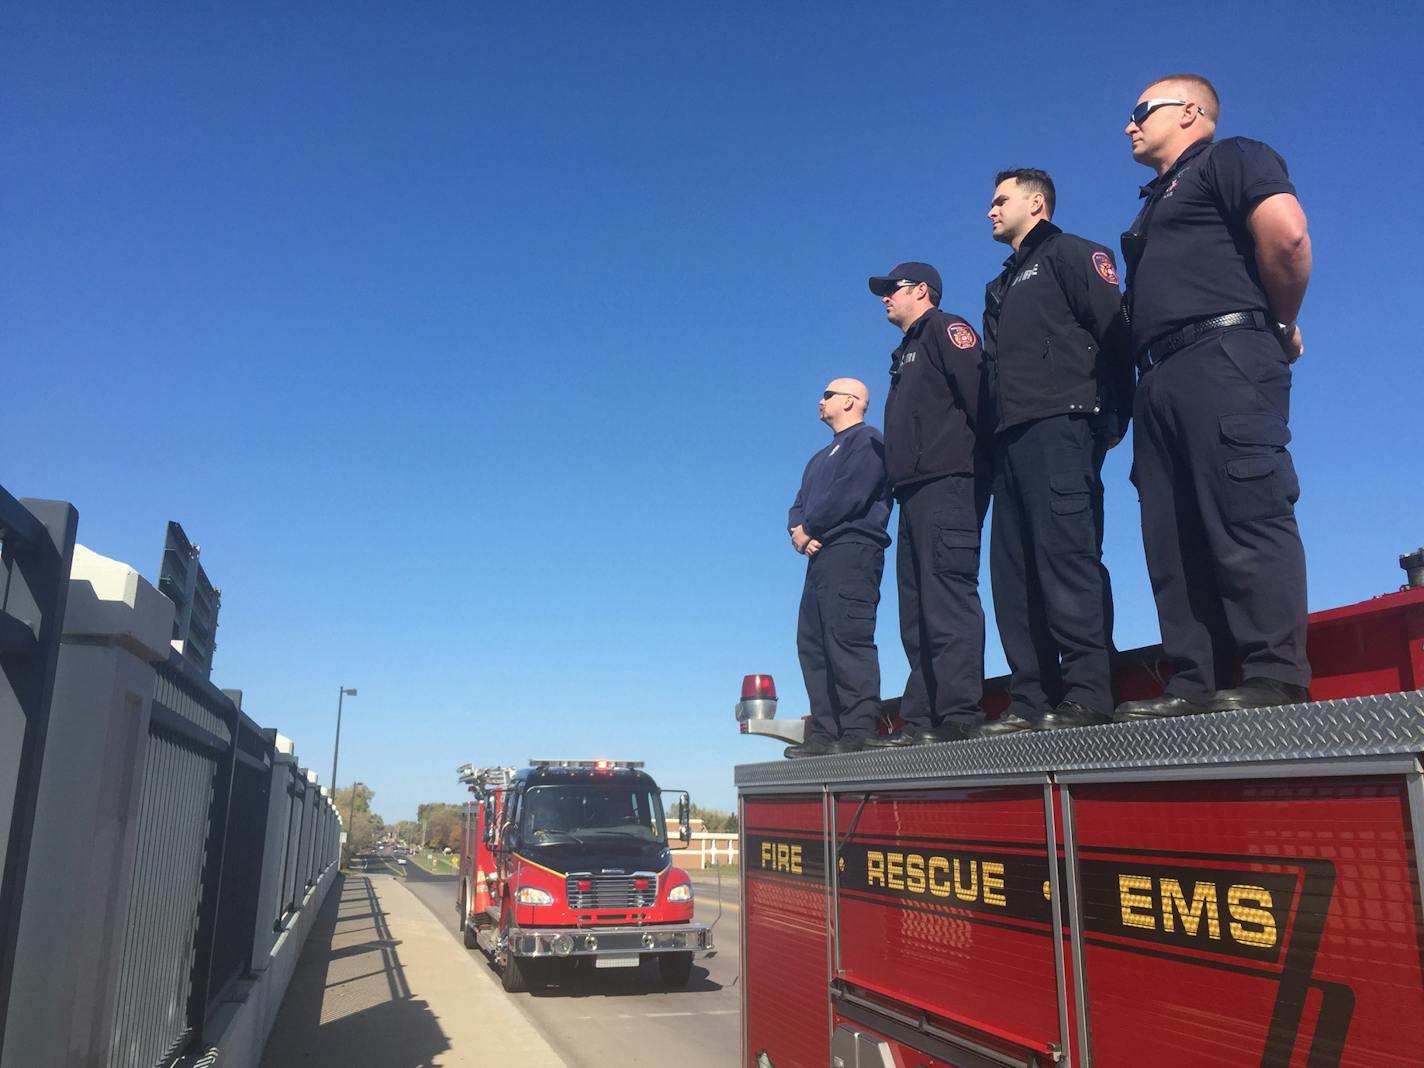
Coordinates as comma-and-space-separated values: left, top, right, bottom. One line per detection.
736, 674, 780, 726
735, 672, 803, 743
741, 675, 777, 701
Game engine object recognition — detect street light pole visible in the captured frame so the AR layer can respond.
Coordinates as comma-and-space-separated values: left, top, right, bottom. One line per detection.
331, 685, 357, 799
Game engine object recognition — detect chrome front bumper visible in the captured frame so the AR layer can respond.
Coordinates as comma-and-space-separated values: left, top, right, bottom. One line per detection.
506, 922, 713, 958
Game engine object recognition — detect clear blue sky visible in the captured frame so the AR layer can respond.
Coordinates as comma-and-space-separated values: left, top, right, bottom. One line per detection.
5, 4, 1421, 819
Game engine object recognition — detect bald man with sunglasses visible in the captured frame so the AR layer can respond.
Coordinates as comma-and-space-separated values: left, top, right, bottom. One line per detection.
785, 378, 892, 757
1114, 73, 1313, 722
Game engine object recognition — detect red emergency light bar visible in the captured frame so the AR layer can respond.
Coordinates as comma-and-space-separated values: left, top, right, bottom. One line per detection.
741, 674, 777, 701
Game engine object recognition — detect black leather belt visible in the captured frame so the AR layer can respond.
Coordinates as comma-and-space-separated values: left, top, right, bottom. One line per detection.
1137, 311, 1268, 372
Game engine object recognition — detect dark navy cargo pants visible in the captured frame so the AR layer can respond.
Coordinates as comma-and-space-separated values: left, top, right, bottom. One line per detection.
990, 414, 1116, 720
895, 473, 990, 730
797, 539, 884, 741
1131, 328, 1310, 700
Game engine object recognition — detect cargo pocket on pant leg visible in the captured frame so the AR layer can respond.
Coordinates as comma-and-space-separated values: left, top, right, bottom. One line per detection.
932, 526, 980, 576
1049, 470, 1092, 515
836, 584, 879, 641
1219, 413, 1298, 525
1048, 469, 1096, 553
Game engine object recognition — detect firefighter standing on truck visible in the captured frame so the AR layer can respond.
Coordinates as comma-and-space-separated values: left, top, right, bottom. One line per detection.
785, 378, 891, 758
862, 263, 992, 747
977, 168, 1133, 735
1113, 73, 1313, 722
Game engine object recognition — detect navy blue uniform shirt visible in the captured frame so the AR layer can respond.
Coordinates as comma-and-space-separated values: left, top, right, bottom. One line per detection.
1123, 136, 1296, 355
983, 220, 1133, 435
882, 307, 990, 494
787, 421, 891, 548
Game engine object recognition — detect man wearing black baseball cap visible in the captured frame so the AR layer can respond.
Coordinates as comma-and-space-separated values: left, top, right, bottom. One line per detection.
864, 263, 993, 746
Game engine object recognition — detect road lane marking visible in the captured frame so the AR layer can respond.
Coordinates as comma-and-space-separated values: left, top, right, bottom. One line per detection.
575, 1009, 739, 1021
572, 1013, 740, 1030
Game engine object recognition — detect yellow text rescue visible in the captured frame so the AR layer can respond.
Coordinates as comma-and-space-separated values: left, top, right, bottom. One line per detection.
865, 849, 1007, 907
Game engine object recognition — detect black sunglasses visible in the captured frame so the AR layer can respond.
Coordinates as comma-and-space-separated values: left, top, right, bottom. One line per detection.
822, 390, 860, 401
1130, 98, 1187, 126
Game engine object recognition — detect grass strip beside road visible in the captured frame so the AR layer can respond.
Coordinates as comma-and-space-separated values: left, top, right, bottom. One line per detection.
684, 863, 739, 881
407, 850, 459, 875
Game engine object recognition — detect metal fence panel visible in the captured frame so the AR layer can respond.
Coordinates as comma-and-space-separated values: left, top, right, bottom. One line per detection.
280, 773, 303, 923
0, 492, 77, 1050
106, 651, 246, 1068
107, 730, 214, 1068
207, 717, 273, 1001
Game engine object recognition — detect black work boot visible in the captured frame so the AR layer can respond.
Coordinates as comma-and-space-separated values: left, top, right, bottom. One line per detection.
1206, 678, 1309, 713
1113, 693, 1210, 722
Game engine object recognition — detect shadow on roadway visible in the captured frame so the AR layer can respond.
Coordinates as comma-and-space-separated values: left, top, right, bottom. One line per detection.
261, 874, 451, 1068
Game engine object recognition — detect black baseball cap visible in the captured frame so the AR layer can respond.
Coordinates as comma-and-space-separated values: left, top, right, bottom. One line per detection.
868, 262, 942, 299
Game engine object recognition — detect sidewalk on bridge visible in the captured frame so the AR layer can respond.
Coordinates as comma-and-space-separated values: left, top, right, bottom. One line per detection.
261, 871, 567, 1067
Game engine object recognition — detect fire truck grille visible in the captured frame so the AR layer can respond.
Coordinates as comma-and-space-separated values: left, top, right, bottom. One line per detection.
565, 873, 658, 909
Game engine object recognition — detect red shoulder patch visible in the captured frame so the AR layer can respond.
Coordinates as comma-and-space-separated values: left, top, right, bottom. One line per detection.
1092, 250, 1119, 285
946, 322, 978, 350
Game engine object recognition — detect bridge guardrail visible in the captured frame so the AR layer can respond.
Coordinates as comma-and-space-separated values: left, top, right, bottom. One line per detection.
0, 483, 340, 1068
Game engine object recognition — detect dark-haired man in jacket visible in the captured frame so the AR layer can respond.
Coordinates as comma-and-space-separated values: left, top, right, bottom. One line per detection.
978, 168, 1132, 735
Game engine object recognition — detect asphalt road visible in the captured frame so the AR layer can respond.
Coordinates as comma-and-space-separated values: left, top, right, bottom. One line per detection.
370, 853, 741, 1068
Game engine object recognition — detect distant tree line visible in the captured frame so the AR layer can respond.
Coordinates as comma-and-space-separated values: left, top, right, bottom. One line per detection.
690, 804, 738, 833
418, 801, 467, 851
334, 783, 384, 858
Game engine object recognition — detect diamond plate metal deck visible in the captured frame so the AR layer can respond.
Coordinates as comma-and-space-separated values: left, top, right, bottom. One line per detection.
734, 690, 1424, 789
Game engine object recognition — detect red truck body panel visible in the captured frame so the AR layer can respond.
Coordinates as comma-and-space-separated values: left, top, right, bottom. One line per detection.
742, 797, 832, 1064
739, 586, 1424, 1067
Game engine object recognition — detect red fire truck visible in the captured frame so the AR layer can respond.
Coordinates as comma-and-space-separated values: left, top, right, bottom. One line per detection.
455, 759, 715, 992
734, 559, 1424, 1067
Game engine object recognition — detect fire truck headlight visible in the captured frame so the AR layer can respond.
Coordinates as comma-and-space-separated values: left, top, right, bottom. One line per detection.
549, 934, 574, 956
516, 886, 554, 906
668, 883, 693, 903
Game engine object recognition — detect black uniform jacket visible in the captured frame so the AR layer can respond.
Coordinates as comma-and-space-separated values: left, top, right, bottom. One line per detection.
983, 220, 1133, 436
882, 306, 990, 495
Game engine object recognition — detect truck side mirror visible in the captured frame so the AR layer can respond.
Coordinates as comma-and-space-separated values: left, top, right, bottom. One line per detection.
664, 790, 692, 849
502, 821, 518, 851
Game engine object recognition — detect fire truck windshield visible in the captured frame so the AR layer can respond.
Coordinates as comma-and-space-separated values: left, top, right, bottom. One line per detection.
521, 785, 668, 845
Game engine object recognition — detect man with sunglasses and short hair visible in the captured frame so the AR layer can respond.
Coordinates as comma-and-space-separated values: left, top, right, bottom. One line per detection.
863, 264, 992, 747
1114, 73, 1314, 722
978, 169, 1132, 736
784, 378, 891, 757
